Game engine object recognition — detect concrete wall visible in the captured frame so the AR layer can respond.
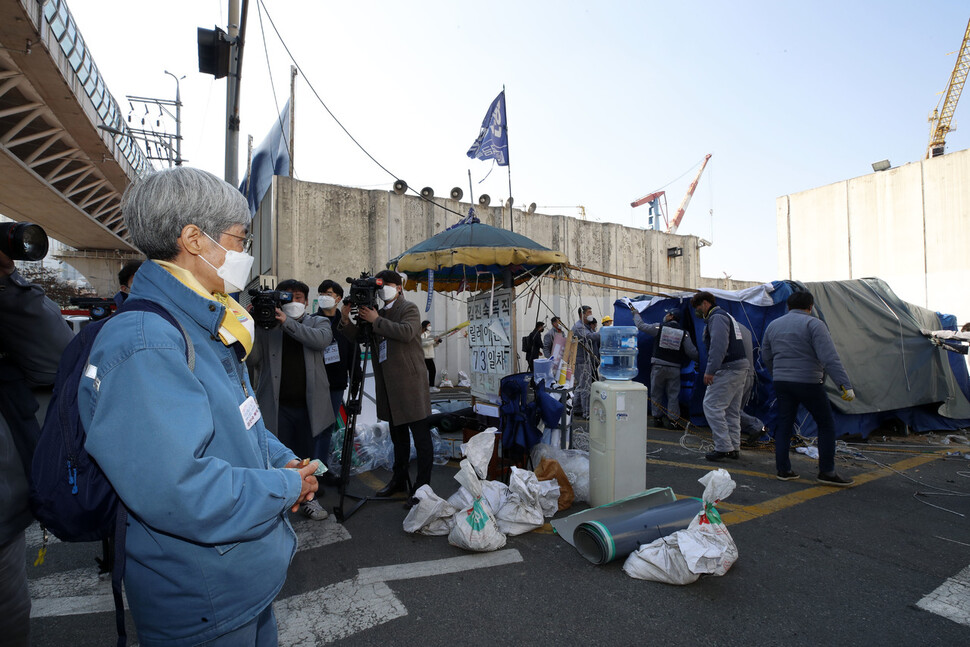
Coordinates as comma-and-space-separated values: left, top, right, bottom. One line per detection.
265, 177, 761, 380
777, 147, 970, 324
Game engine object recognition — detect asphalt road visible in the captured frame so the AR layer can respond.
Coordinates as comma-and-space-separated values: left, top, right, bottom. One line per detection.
24, 426, 970, 646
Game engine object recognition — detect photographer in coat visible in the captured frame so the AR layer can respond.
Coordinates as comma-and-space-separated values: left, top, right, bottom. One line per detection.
249, 279, 335, 520
339, 270, 432, 499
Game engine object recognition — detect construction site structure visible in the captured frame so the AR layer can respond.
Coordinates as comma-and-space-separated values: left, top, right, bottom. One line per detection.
630, 153, 711, 235
927, 17, 970, 159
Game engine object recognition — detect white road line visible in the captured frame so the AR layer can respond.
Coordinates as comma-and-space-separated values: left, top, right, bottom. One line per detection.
357, 548, 524, 584
917, 564, 970, 627
274, 578, 406, 647
28, 516, 350, 618
275, 549, 524, 645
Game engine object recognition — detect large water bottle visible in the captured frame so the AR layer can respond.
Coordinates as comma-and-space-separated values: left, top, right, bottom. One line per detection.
599, 326, 638, 380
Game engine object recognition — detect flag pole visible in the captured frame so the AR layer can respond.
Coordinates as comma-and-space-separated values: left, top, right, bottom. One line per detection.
504, 85, 514, 233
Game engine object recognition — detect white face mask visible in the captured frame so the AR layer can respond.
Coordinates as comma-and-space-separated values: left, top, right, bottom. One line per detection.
586, 315, 595, 323
381, 285, 398, 302
201, 232, 254, 293
282, 302, 306, 318
318, 295, 337, 310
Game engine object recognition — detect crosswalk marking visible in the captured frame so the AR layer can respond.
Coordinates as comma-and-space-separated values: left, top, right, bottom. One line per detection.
917, 564, 970, 627
275, 550, 523, 645
27, 516, 350, 619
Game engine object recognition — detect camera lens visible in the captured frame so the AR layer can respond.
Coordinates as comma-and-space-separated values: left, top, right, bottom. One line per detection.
0, 222, 49, 261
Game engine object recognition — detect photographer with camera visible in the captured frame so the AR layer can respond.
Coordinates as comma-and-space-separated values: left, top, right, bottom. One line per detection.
339, 270, 433, 499
249, 279, 335, 520
0, 228, 74, 645
314, 279, 356, 472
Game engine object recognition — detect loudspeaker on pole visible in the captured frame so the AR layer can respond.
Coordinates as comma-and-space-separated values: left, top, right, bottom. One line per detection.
420, 187, 434, 198
450, 187, 463, 200
392, 180, 408, 195
478, 194, 491, 207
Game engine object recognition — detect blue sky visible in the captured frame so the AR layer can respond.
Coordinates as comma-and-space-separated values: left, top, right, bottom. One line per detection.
68, 0, 970, 282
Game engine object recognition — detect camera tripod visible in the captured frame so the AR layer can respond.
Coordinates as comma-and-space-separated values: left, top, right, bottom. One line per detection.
333, 321, 411, 522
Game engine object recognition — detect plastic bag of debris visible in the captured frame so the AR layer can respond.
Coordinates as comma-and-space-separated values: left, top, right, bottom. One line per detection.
327, 421, 393, 476
448, 460, 506, 552
457, 370, 472, 387
495, 467, 545, 536
531, 444, 589, 503
403, 485, 458, 536
622, 533, 699, 585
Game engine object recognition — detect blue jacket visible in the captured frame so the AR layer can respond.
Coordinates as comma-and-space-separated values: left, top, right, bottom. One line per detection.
762, 309, 852, 387
79, 260, 302, 646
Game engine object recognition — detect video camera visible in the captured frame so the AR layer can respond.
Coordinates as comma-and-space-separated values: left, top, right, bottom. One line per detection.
344, 273, 383, 310
69, 297, 115, 321
247, 288, 293, 329
0, 221, 49, 261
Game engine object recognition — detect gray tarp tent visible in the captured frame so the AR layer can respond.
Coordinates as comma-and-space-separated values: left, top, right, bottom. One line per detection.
613, 277, 970, 438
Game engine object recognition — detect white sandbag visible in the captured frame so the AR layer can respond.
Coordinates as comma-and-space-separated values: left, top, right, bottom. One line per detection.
698, 468, 736, 504
537, 479, 561, 518
482, 480, 510, 513
622, 533, 699, 585
495, 467, 545, 536
448, 496, 506, 552
681, 514, 738, 576
446, 485, 473, 511
402, 485, 457, 536
460, 429, 498, 479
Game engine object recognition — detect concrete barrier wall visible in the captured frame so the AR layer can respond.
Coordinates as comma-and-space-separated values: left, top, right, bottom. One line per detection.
777, 147, 970, 324
266, 177, 761, 381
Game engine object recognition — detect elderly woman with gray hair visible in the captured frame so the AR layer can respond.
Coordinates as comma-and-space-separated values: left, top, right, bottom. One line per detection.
78, 167, 318, 646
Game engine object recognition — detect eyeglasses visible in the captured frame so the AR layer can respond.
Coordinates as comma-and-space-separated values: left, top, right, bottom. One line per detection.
221, 231, 253, 253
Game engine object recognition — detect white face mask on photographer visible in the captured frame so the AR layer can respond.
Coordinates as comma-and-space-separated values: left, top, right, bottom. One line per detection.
381, 285, 399, 303
318, 295, 337, 310
282, 302, 306, 319
586, 315, 595, 323
201, 232, 254, 293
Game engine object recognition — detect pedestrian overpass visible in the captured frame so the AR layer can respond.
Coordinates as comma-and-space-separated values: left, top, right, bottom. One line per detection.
0, 0, 152, 293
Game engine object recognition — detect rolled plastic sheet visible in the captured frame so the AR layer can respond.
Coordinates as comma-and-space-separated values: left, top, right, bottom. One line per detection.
572, 498, 703, 564
550, 487, 677, 547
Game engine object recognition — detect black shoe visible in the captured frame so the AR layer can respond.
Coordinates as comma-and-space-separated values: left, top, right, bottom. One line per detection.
705, 450, 739, 462
376, 476, 408, 497
650, 416, 664, 428
816, 472, 854, 487
776, 470, 799, 481
664, 418, 682, 430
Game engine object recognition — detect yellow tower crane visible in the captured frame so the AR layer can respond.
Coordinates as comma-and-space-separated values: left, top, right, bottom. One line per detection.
927, 17, 970, 159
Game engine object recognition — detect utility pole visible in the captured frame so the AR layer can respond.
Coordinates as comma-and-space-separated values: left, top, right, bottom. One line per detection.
225, 0, 249, 185
289, 65, 296, 177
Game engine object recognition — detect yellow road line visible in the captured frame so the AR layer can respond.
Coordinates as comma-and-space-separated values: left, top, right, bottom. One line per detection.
718, 452, 945, 526
646, 457, 780, 480
357, 471, 385, 490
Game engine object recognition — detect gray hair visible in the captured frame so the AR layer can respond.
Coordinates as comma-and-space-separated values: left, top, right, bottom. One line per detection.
122, 167, 251, 261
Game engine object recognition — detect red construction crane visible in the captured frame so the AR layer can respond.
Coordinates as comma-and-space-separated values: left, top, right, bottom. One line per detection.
668, 154, 711, 235
630, 154, 711, 234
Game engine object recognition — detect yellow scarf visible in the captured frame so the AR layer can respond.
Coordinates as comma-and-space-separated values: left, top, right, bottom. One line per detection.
156, 260, 254, 358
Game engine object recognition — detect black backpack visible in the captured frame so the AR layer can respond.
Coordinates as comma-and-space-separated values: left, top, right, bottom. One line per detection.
29, 299, 194, 646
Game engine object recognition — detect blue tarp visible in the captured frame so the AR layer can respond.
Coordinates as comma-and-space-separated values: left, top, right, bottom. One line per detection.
613, 279, 970, 439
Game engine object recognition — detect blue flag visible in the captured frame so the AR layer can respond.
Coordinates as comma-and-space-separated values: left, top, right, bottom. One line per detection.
239, 100, 290, 215
466, 91, 508, 166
